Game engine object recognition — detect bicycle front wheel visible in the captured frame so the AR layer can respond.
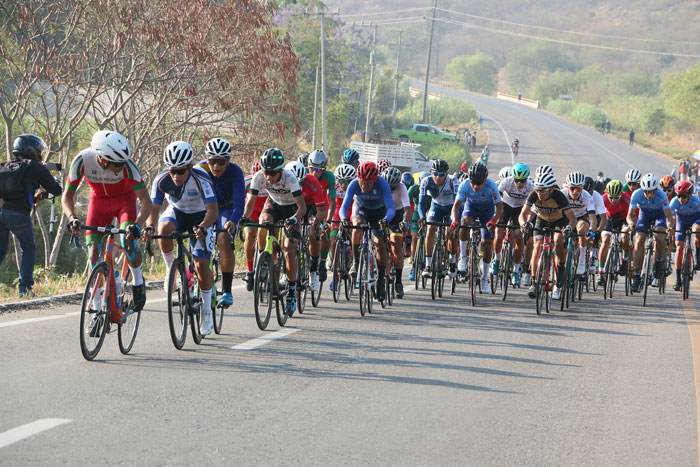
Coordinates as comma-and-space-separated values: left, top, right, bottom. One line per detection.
683, 247, 692, 301
118, 269, 141, 355
254, 252, 273, 330
359, 247, 368, 317
211, 256, 224, 334
79, 261, 111, 360
190, 279, 203, 346
167, 261, 189, 350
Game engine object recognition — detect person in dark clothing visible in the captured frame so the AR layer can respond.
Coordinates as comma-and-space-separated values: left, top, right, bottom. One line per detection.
0, 134, 62, 296
629, 129, 635, 146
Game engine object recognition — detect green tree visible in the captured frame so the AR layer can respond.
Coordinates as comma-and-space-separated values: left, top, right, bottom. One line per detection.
663, 63, 700, 127
505, 41, 580, 91
445, 53, 498, 94
530, 70, 578, 105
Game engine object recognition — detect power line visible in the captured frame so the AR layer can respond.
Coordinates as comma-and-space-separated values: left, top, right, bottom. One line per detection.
370, 17, 424, 26
340, 8, 426, 19
434, 17, 700, 58
435, 7, 700, 46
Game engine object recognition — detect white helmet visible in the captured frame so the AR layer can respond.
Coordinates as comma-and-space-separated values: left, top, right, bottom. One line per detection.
498, 166, 513, 181
626, 169, 642, 184
565, 171, 585, 187
382, 167, 402, 187
163, 141, 193, 168
91, 130, 131, 163
536, 165, 554, 177
534, 171, 557, 189
640, 173, 659, 191
285, 161, 306, 182
334, 164, 356, 181
205, 137, 231, 157
308, 149, 328, 168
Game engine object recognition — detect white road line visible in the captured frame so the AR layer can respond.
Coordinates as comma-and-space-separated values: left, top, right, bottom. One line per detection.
0, 418, 71, 449
479, 110, 514, 165
231, 328, 299, 350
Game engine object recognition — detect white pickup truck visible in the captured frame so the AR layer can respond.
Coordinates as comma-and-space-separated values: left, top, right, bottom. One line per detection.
349, 141, 432, 174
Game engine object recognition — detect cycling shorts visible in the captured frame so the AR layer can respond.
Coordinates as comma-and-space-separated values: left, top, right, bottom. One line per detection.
502, 204, 522, 228
351, 203, 387, 239
262, 200, 297, 224
603, 216, 626, 233
463, 204, 496, 240
427, 203, 452, 224
159, 206, 215, 260
389, 207, 405, 235
534, 216, 569, 232
675, 212, 700, 241
85, 192, 137, 245
249, 196, 267, 223
576, 214, 591, 225
636, 209, 666, 231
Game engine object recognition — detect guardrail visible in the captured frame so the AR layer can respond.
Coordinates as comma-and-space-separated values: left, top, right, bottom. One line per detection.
497, 92, 539, 109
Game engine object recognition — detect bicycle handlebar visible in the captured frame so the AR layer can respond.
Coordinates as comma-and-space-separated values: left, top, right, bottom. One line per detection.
494, 223, 520, 229
80, 225, 127, 235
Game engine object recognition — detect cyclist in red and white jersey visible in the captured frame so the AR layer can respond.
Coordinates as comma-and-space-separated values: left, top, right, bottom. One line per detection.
242, 161, 268, 290
307, 150, 336, 288
328, 164, 355, 292
63, 130, 153, 312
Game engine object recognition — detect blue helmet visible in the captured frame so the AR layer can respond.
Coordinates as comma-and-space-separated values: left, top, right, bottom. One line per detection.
401, 172, 414, 188
342, 148, 360, 165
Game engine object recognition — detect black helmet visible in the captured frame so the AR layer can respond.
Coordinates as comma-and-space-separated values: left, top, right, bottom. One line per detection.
469, 162, 488, 183
593, 180, 605, 194
431, 159, 449, 173
12, 134, 47, 160
260, 148, 285, 170
583, 176, 594, 192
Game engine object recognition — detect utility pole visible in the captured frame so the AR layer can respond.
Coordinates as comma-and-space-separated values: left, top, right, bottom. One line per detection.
390, 29, 412, 128
421, 0, 437, 124
364, 23, 377, 143
319, 9, 327, 150
312, 63, 319, 149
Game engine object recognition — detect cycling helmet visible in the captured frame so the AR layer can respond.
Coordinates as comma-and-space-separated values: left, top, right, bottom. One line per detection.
606, 180, 623, 196
460, 161, 469, 173
334, 163, 356, 181
163, 141, 193, 168
205, 137, 231, 157
660, 175, 675, 190
536, 164, 554, 177
484, 145, 489, 150
357, 161, 379, 182
285, 161, 306, 182
401, 172, 414, 188
382, 167, 402, 187
498, 166, 513, 181
92, 130, 131, 163
512, 163, 530, 180
431, 159, 449, 173
675, 180, 694, 196
468, 162, 488, 184
626, 169, 642, 184
565, 171, 585, 187
12, 134, 47, 160
377, 158, 392, 173
251, 161, 262, 174
297, 153, 310, 166
308, 149, 328, 168
534, 171, 557, 189
639, 173, 659, 191
603, 176, 611, 186
260, 147, 285, 170
457, 171, 469, 183
418, 171, 431, 183
593, 180, 605, 195
342, 148, 360, 165
583, 176, 594, 192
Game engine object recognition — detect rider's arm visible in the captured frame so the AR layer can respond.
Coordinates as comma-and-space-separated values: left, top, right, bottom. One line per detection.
134, 186, 153, 228
380, 178, 396, 222
61, 188, 78, 220
339, 180, 358, 221
62, 153, 84, 220
229, 163, 246, 225
200, 202, 219, 229
417, 178, 428, 219
519, 204, 533, 226
148, 176, 165, 227
294, 194, 307, 222
664, 207, 674, 231
493, 201, 504, 223
565, 208, 577, 228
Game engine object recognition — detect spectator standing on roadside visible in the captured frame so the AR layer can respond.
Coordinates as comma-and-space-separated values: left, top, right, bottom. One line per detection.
0, 134, 62, 297
464, 129, 470, 147
605, 120, 611, 134
517, 92, 522, 101
478, 116, 483, 128
680, 158, 689, 182
629, 129, 635, 146
471, 133, 477, 149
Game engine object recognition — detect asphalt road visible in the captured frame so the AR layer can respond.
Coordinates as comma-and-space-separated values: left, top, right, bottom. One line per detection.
2, 88, 697, 466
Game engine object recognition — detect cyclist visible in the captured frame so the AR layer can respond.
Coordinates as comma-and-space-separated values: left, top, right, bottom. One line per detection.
623, 169, 642, 193
339, 161, 395, 302
243, 161, 268, 291
146, 141, 218, 335
495, 162, 534, 286
498, 166, 513, 183
598, 180, 632, 285
669, 181, 700, 291
241, 148, 307, 315
285, 160, 328, 292
452, 162, 503, 292
195, 137, 245, 308
519, 171, 576, 300
511, 139, 519, 156
328, 163, 356, 292
660, 175, 676, 202
585, 175, 608, 275
377, 158, 392, 173
382, 167, 411, 298
627, 173, 674, 293
408, 172, 432, 281
479, 146, 490, 166
419, 159, 460, 279
64, 130, 152, 313
306, 150, 336, 287
343, 148, 361, 169
562, 171, 597, 276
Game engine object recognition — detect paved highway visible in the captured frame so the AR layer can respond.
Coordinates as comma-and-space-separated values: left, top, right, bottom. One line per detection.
2, 88, 697, 466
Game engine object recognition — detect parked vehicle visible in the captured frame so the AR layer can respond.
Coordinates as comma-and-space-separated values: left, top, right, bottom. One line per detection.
349, 141, 432, 173
391, 124, 457, 144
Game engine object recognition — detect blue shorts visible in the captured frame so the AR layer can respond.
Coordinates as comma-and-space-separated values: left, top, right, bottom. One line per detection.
159, 206, 215, 259
463, 203, 496, 240
636, 209, 666, 232
427, 203, 452, 224
676, 212, 700, 241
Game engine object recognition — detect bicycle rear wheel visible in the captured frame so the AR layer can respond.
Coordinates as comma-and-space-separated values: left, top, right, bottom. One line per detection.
253, 252, 273, 330
359, 247, 368, 317
275, 254, 288, 327
683, 247, 692, 300
79, 261, 111, 360
535, 256, 547, 315
211, 256, 224, 334
430, 245, 440, 300
297, 248, 309, 314
642, 251, 652, 307
189, 273, 203, 345
118, 269, 141, 355
469, 245, 478, 306
332, 241, 343, 303
167, 261, 189, 350
414, 238, 424, 291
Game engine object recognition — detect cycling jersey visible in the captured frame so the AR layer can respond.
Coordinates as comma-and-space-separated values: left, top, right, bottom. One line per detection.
244, 174, 268, 197
603, 193, 630, 223
590, 190, 606, 215
196, 160, 245, 227
391, 183, 410, 211
629, 188, 669, 213
561, 188, 594, 218
301, 174, 328, 208
456, 178, 501, 207
312, 170, 336, 199
340, 177, 395, 222
526, 189, 570, 222
499, 177, 534, 208
151, 167, 217, 214
67, 148, 146, 198
250, 169, 302, 206
670, 195, 700, 217
419, 175, 459, 217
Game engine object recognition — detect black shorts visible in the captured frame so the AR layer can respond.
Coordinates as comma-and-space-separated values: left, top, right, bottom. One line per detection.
576, 214, 590, 224
534, 216, 569, 231
502, 204, 523, 227
389, 207, 405, 233
351, 204, 387, 239
604, 216, 625, 232
262, 201, 301, 239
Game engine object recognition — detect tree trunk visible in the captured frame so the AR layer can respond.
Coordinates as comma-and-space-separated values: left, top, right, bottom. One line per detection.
34, 207, 51, 268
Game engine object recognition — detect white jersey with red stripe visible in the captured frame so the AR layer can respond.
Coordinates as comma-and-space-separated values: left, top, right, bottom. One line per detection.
66, 148, 146, 198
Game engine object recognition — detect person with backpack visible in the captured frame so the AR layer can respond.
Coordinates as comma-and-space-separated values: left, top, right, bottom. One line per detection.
0, 134, 62, 297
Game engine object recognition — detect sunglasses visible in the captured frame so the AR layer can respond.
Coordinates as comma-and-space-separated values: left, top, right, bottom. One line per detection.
264, 169, 280, 176
169, 167, 189, 175
99, 157, 126, 168
569, 186, 582, 193
643, 190, 656, 195
432, 171, 447, 177
310, 166, 324, 172
678, 194, 689, 199
608, 195, 621, 201
535, 188, 549, 194
663, 188, 673, 192
628, 182, 640, 186
514, 178, 527, 184
207, 158, 228, 166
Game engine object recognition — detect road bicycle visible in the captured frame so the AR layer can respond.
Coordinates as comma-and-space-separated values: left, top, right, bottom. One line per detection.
675, 228, 698, 301
309, 222, 326, 308
413, 226, 427, 291
296, 222, 312, 315
493, 223, 520, 300
330, 220, 352, 303
601, 230, 624, 300
425, 221, 451, 301
530, 227, 558, 315
78, 225, 141, 360
345, 224, 379, 317
635, 228, 665, 307
384, 232, 398, 307
462, 220, 483, 307
210, 228, 236, 334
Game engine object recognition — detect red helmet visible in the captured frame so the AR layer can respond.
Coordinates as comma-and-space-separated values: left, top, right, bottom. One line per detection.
357, 161, 379, 182
377, 158, 391, 173
660, 175, 675, 190
251, 160, 262, 174
675, 180, 694, 196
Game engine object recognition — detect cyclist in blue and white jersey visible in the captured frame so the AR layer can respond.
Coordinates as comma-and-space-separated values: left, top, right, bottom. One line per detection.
669, 181, 700, 291
479, 146, 490, 166
418, 159, 460, 279
195, 137, 245, 308
146, 141, 219, 336
626, 173, 674, 293
451, 162, 503, 291
339, 161, 395, 302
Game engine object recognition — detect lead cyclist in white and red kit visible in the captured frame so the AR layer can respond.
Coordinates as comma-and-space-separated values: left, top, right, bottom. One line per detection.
63, 130, 153, 312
